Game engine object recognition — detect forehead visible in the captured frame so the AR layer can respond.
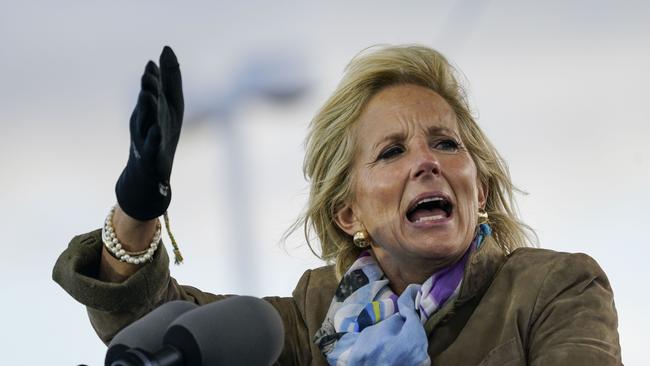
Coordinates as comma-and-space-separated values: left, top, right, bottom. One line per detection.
355, 84, 459, 145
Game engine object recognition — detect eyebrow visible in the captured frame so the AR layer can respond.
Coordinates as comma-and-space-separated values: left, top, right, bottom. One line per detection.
371, 126, 459, 152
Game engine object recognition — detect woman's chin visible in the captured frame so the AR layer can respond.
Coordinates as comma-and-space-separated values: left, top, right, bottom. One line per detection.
401, 221, 470, 259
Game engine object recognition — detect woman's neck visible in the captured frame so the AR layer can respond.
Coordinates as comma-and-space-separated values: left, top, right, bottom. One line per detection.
371, 247, 466, 295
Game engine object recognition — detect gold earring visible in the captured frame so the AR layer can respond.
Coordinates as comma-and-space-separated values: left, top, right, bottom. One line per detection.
478, 208, 489, 224
353, 230, 370, 248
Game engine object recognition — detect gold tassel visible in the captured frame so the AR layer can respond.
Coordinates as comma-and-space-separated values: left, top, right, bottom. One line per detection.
163, 211, 183, 264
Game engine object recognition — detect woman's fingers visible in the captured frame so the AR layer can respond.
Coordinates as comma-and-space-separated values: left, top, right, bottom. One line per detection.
159, 46, 184, 120
129, 49, 182, 163
134, 91, 158, 141
130, 61, 161, 148
142, 61, 160, 94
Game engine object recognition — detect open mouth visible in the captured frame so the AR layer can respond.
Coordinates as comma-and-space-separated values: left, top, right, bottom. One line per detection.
406, 195, 453, 224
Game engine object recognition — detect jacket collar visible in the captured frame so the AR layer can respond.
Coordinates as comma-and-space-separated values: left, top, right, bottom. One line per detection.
456, 234, 507, 305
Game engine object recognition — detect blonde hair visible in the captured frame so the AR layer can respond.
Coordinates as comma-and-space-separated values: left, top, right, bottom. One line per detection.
293, 45, 535, 279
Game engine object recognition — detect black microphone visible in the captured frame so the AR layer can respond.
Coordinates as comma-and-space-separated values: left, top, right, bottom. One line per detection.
106, 300, 199, 365
107, 296, 285, 366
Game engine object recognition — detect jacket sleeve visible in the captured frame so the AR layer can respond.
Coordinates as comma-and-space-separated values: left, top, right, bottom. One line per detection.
52, 229, 227, 344
53, 229, 313, 366
528, 252, 622, 365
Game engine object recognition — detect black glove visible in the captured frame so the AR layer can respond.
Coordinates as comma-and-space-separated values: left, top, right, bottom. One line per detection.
115, 46, 184, 220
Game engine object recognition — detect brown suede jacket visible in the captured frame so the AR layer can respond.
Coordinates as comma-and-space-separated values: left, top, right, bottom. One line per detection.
53, 229, 622, 365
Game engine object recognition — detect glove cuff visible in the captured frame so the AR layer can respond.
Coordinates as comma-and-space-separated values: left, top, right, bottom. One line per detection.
115, 164, 172, 221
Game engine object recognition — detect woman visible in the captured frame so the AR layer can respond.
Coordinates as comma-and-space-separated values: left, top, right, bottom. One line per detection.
53, 45, 622, 365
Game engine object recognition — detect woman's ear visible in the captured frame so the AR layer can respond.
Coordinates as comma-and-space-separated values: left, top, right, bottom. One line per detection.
478, 180, 488, 209
334, 202, 361, 236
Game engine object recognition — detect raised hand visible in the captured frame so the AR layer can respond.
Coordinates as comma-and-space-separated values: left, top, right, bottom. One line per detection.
116, 46, 184, 221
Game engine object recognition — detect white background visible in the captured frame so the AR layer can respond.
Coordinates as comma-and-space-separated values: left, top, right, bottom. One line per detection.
1, 1, 648, 364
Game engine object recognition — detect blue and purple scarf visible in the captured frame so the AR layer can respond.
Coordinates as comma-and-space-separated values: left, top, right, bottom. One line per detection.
314, 224, 491, 366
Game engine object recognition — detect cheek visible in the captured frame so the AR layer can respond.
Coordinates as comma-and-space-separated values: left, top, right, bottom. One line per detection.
355, 167, 404, 221
446, 155, 480, 208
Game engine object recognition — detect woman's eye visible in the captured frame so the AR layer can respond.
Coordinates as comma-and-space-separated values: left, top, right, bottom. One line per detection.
378, 145, 404, 160
433, 139, 460, 152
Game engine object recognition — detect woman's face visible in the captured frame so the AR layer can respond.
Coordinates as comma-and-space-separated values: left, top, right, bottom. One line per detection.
336, 84, 486, 273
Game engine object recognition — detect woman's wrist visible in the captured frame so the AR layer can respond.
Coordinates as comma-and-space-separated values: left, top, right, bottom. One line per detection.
98, 205, 161, 283
104, 205, 160, 265
112, 204, 159, 252
100, 245, 140, 282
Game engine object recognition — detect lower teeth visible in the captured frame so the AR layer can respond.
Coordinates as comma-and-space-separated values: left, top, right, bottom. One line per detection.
415, 215, 446, 223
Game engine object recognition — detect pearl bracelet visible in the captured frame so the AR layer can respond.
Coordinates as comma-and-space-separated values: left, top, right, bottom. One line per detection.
102, 205, 161, 265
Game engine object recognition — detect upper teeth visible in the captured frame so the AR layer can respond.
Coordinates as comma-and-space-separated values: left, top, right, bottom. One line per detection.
417, 197, 444, 206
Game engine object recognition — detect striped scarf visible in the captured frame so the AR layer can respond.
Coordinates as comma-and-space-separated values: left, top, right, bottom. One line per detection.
314, 224, 491, 366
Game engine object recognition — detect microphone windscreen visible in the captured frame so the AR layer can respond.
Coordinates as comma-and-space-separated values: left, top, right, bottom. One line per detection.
164, 296, 285, 366
105, 300, 198, 365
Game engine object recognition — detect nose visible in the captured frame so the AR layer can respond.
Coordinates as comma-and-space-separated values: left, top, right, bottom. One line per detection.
411, 143, 441, 180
